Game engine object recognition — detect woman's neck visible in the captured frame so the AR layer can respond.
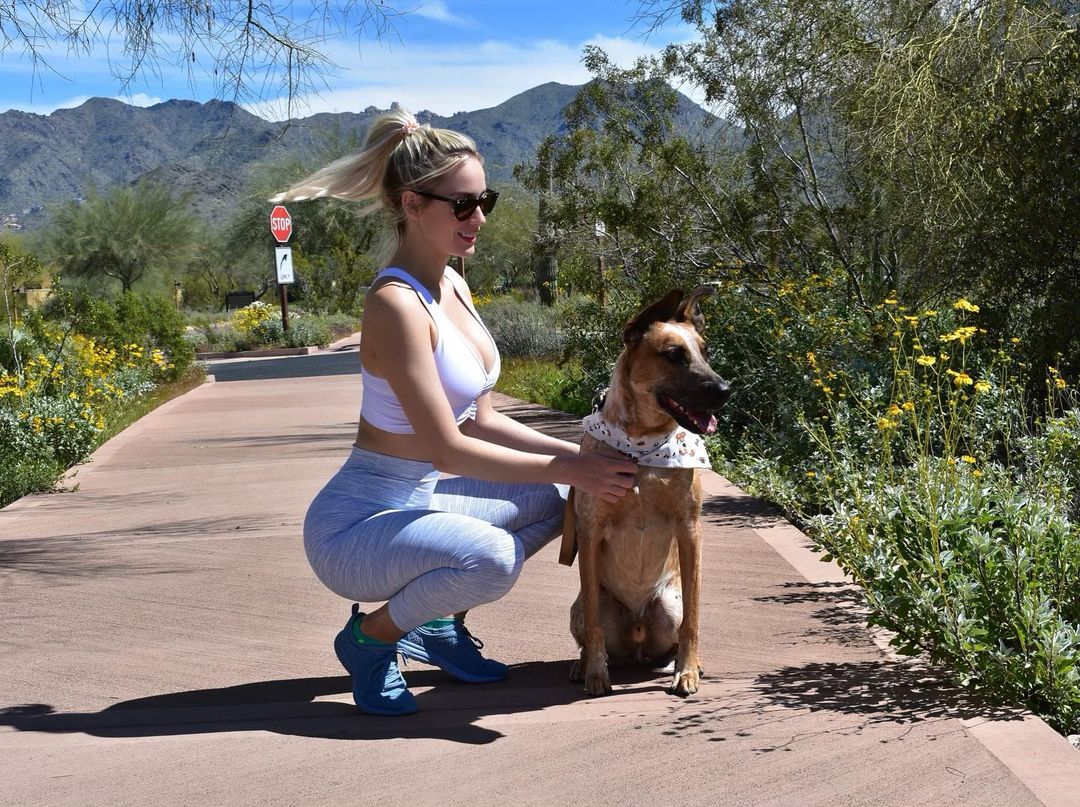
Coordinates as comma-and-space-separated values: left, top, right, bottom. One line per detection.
389, 239, 449, 296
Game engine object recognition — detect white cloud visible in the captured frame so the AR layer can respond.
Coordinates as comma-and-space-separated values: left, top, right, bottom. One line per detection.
412, 1, 470, 25
246, 34, 690, 121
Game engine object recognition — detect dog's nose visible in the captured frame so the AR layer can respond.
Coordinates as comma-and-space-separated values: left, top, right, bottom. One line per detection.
714, 378, 731, 405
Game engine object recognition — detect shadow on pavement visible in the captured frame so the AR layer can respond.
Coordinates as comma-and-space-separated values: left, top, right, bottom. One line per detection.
755, 581, 872, 647
0, 661, 672, 745
208, 352, 360, 382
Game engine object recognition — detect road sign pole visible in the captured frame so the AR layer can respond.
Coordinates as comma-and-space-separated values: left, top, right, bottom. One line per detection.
269, 206, 294, 333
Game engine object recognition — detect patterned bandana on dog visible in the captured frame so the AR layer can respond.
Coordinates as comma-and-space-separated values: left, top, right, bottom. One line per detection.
582, 411, 711, 469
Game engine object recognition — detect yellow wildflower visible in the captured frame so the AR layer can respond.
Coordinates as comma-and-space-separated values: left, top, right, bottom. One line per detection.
877, 418, 898, 430
887, 404, 902, 416
902, 401, 915, 411
947, 370, 973, 386
961, 455, 976, 464
1055, 377, 1067, 390
974, 381, 991, 393
940, 326, 978, 344
953, 298, 980, 313
916, 355, 936, 366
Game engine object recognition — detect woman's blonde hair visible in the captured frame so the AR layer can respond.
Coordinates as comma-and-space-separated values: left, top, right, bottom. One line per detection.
270, 108, 481, 256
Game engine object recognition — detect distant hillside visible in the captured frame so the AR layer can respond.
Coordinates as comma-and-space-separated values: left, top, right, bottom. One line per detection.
0, 82, 721, 231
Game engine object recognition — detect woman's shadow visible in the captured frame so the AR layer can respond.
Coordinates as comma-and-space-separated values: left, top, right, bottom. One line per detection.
0, 660, 671, 745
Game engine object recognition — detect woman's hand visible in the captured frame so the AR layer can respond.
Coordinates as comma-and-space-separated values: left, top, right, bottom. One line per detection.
560, 453, 638, 503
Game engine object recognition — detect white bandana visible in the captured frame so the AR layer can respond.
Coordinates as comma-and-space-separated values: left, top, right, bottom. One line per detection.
582, 411, 711, 469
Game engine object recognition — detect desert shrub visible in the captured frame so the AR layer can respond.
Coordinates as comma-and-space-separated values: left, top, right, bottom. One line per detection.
731, 296, 1080, 734
480, 297, 564, 358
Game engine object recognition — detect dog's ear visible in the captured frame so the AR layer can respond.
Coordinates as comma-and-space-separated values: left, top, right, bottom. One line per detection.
675, 286, 713, 332
623, 289, 685, 344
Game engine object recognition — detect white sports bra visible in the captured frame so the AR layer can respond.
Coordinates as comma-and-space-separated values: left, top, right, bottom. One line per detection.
360, 267, 501, 434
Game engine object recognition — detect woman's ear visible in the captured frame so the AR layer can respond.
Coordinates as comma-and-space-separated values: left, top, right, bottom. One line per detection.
401, 190, 424, 220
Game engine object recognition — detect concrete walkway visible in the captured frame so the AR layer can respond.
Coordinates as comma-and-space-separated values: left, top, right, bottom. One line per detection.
2, 344, 1078, 807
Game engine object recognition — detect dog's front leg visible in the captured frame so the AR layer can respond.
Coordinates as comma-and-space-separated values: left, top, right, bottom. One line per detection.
576, 527, 612, 696
672, 519, 703, 696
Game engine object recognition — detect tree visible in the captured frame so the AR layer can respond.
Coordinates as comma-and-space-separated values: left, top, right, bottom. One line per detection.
43, 181, 200, 294
538, 1, 1080, 373
0, 235, 47, 323
2, 0, 406, 110
464, 189, 538, 296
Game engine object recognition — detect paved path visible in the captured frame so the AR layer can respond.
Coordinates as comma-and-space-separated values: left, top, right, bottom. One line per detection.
1, 345, 1078, 806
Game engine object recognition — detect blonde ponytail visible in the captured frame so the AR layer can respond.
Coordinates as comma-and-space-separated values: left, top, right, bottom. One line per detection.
270, 108, 482, 253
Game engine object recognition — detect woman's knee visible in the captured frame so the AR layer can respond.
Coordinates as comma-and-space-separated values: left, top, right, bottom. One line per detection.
461, 532, 524, 597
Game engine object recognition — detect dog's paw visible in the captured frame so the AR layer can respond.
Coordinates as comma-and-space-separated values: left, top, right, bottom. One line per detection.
670, 667, 700, 697
569, 658, 585, 683
583, 664, 612, 696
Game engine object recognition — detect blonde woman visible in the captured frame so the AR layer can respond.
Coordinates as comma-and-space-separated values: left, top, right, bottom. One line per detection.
273, 110, 637, 715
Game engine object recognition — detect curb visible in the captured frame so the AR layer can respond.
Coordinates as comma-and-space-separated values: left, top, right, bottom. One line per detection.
195, 346, 317, 360
696, 471, 1080, 806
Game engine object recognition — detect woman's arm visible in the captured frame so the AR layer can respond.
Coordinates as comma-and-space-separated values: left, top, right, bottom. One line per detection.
364, 285, 635, 501
461, 394, 580, 457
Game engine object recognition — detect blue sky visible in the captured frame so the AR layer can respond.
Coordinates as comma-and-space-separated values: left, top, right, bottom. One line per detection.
0, 0, 697, 119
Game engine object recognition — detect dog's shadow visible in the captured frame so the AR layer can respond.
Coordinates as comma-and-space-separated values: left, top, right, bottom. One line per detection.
0, 661, 674, 745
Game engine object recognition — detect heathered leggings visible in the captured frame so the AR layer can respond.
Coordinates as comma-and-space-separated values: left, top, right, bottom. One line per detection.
303, 446, 568, 631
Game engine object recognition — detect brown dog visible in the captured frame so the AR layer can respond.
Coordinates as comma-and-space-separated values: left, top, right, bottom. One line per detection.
564, 287, 730, 697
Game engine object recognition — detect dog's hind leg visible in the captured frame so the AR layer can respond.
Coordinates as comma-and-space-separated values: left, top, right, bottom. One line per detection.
642, 583, 682, 664
571, 587, 634, 680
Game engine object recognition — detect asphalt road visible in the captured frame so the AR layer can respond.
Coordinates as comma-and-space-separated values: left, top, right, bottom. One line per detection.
205, 349, 362, 382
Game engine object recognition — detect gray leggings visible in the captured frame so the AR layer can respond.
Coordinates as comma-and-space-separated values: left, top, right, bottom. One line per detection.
303, 446, 568, 631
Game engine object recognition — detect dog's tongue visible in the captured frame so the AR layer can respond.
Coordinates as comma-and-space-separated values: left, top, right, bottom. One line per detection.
690, 410, 718, 434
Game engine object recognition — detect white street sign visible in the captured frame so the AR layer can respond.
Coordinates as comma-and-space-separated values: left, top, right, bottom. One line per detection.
275, 247, 294, 284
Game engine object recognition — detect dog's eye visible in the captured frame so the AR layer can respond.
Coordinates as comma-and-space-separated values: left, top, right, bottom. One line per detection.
663, 346, 690, 365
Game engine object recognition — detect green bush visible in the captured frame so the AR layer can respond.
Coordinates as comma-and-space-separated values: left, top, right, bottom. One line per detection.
479, 298, 564, 358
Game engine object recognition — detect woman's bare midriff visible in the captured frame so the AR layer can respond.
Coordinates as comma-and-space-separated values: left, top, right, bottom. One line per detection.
355, 417, 467, 463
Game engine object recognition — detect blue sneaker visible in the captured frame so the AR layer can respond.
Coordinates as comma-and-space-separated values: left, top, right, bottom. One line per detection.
334, 604, 418, 716
398, 619, 509, 683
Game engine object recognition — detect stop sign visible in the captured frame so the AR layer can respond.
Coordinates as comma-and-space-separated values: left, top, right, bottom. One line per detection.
270, 205, 292, 243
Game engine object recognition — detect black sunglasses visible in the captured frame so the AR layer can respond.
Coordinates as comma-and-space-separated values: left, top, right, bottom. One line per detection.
411, 188, 499, 221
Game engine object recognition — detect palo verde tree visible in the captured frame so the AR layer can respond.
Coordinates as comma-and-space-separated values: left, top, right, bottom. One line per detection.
43, 181, 200, 294
534, 0, 1080, 375
653, 0, 1080, 370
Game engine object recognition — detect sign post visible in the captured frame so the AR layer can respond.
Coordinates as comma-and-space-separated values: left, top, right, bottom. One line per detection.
269, 205, 293, 331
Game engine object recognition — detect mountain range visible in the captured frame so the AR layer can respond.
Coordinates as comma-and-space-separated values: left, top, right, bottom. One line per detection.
0, 82, 716, 231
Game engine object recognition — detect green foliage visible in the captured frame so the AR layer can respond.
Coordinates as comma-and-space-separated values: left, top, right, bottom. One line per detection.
479, 297, 564, 359
0, 235, 48, 324
45, 290, 196, 381
0, 286, 202, 506
41, 181, 200, 294
515, 5, 1080, 732
466, 189, 538, 294
494, 357, 593, 418
183, 307, 351, 353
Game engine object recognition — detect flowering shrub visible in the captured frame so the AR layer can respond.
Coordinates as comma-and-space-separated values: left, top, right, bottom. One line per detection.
727, 294, 1080, 734
1, 291, 194, 508
231, 301, 277, 335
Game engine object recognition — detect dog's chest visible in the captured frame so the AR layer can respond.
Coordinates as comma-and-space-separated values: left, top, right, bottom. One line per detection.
594, 468, 699, 610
